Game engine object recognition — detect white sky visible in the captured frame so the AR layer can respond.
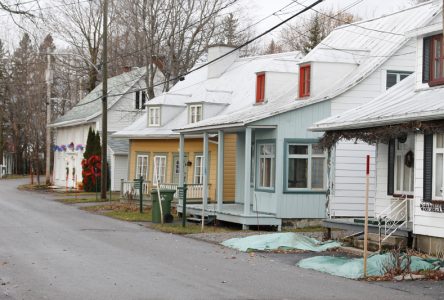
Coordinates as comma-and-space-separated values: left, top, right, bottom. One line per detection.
0, 0, 417, 50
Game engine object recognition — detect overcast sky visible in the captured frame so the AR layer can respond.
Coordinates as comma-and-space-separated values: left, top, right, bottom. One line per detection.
0, 0, 417, 49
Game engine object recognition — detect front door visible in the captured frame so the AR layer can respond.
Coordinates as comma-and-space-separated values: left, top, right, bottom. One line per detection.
172, 154, 188, 184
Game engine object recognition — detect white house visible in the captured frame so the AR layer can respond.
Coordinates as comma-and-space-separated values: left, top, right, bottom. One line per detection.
175, 1, 441, 229
50, 67, 164, 191
311, 9, 444, 254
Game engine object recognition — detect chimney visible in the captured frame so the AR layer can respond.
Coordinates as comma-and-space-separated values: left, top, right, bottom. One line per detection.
207, 44, 239, 79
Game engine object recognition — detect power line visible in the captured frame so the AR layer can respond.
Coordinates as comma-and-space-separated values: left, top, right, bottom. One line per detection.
0, 0, 91, 17
73, 0, 325, 108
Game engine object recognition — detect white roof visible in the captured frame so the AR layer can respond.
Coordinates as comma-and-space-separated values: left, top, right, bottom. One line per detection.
311, 75, 444, 131
113, 51, 302, 138
176, 1, 441, 132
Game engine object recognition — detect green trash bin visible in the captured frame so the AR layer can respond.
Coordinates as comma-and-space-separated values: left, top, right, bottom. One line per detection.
151, 189, 176, 223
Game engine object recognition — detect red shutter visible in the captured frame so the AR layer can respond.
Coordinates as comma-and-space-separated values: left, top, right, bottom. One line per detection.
256, 73, 265, 103
299, 65, 311, 98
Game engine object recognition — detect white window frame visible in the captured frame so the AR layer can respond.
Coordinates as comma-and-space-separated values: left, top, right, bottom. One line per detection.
394, 137, 414, 195
135, 154, 149, 180
153, 155, 167, 184
148, 107, 161, 127
189, 104, 203, 124
256, 143, 275, 190
285, 142, 327, 192
386, 70, 412, 90
194, 155, 204, 184
433, 134, 444, 200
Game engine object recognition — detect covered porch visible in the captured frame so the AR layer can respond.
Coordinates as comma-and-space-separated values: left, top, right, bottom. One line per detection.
176, 125, 282, 229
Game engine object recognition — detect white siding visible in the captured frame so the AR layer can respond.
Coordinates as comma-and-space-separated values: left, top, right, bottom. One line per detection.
110, 154, 128, 191
413, 134, 444, 238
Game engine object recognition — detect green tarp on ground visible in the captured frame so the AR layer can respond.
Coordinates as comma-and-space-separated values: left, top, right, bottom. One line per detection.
221, 232, 341, 252
297, 254, 439, 279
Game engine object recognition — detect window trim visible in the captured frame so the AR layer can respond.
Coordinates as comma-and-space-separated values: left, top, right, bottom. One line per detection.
299, 64, 311, 98
386, 70, 413, 90
283, 139, 327, 194
147, 106, 161, 127
189, 104, 203, 124
255, 73, 266, 104
432, 134, 444, 201
135, 153, 149, 180
255, 139, 276, 193
429, 34, 444, 87
194, 154, 204, 184
393, 137, 414, 196
152, 154, 167, 185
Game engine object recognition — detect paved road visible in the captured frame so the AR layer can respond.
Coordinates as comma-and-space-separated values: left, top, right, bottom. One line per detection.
0, 179, 442, 300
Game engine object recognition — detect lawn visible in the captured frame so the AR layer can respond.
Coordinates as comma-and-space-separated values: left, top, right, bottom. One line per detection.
81, 202, 152, 222
56, 197, 117, 204
150, 223, 234, 235
17, 184, 49, 191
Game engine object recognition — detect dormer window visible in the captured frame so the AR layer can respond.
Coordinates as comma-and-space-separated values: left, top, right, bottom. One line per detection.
135, 90, 147, 110
299, 64, 310, 98
423, 34, 444, 86
256, 73, 265, 103
148, 107, 160, 126
189, 104, 202, 124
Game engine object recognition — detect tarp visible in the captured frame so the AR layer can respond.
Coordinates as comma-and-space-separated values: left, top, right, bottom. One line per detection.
221, 232, 341, 252
298, 254, 439, 279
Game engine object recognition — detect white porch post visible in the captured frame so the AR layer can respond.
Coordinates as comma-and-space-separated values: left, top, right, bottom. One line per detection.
179, 133, 185, 207
202, 132, 209, 227
217, 130, 224, 212
243, 127, 252, 217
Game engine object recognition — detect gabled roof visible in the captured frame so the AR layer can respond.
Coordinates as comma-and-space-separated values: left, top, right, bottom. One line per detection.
113, 51, 302, 139
51, 67, 164, 128
310, 75, 444, 131
108, 138, 129, 154
176, 1, 441, 132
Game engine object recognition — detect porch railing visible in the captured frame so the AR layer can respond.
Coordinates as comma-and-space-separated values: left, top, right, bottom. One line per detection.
376, 195, 412, 251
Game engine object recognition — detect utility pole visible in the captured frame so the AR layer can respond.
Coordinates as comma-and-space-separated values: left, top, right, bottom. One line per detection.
101, 0, 108, 199
45, 50, 53, 185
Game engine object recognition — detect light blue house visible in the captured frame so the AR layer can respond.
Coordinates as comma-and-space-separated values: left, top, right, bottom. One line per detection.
175, 2, 440, 229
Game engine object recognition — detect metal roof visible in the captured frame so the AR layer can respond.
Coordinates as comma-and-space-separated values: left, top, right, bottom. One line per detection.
107, 138, 129, 154
175, 1, 441, 133
311, 75, 444, 131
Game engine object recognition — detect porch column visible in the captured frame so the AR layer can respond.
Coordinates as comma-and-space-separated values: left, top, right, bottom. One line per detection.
179, 133, 185, 207
243, 127, 252, 216
202, 132, 209, 210
217, 130, 224, 212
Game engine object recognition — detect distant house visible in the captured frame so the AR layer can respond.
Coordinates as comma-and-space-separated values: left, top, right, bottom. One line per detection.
311, 14, 444, 254
50, 67, 164, 191
175, 2, 440, 229
113, 47, 302, 206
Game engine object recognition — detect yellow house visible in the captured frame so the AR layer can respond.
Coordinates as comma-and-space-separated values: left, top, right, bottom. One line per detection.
127, 136, 236, 201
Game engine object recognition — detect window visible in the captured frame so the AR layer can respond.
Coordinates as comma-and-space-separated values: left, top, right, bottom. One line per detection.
135, 91, 147, 109
256, 143, 275, 190
285, 142, 326, 191
423, 34, 444, 86
394, 137, 414, 195
386, 71, 412, 89
153, 155, 166, 184
189, 105, 202, 124
148, 107, 160, 126
256, 73, 265, 103
194, 155, 204, 184
299, 65, 311, 98
135, 154, 149, 180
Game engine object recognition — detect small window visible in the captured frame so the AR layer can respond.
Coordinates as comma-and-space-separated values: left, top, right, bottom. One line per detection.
256, 143, 275, 190
286, 142, 326, 191
424, 34, 444, 86
135, 91, 147, 110
299, 65, 310, 98
135, 154, 149, 179
194, 155, 204, 184
256, 73, 265, 103
148, 107, 161, 126
153, 155, 166, 184
189, 105, 202, 124
386, 71, 412, 89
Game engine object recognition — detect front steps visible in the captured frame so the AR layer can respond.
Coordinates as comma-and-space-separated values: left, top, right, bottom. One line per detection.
345, 233, 408, 252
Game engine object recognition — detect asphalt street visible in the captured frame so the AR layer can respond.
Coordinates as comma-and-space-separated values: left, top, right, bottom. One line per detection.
0, 179, 442, 300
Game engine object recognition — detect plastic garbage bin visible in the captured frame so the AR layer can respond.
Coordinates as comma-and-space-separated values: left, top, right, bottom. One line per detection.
151, 189, 176, 223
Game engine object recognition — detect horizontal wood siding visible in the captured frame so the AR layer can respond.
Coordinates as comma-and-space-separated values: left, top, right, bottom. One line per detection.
111, 154, 128, 191
223, 134, 237, 201
413, 134, 444, 238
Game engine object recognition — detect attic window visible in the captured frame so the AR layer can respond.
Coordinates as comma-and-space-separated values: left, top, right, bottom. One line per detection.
148, 107, 160, 126
189, 105, 202, 124
299, 65, 310, 98
256, 73, 265, 103
386, 71, 412, 89
424, 34, 444, 86
135, 91, 147, 110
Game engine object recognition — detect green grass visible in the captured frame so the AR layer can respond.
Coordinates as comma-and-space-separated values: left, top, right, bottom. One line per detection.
1, 174, 29, 180
104, 210, 152, 222
17, 184, 49, 191
56, 197, 117, 204
151, 223, 234, 235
